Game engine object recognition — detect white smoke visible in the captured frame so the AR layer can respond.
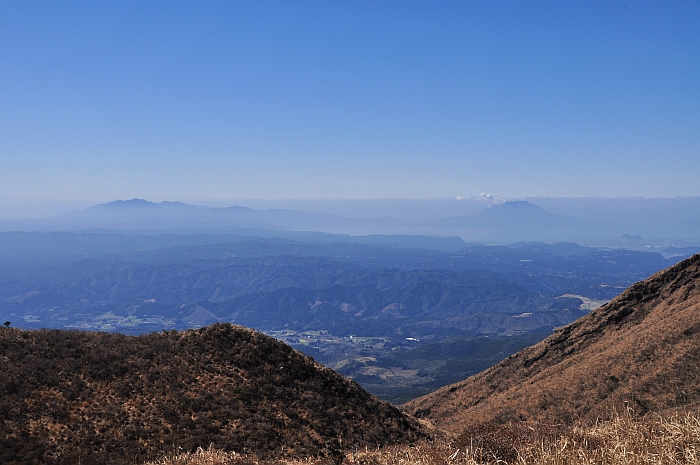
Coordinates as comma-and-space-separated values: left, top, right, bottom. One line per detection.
455, 193, 506, 204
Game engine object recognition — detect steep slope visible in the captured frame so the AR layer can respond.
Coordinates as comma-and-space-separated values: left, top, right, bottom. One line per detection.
0, 323, 427, 465
405, 254, 700, 432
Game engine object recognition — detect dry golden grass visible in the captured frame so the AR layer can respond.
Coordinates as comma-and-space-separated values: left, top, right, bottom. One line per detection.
510, 410, 700, 464
148, 410, 700, 465
406, 254, 700, 431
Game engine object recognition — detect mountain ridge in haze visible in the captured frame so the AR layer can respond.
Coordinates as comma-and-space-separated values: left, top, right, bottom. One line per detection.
3, 197, 700, 244
431, 201, 586, 230
55, 198, 409, 236
3, 198, 587, 239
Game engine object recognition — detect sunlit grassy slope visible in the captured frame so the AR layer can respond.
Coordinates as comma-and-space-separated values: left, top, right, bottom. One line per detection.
148, 410, 700, 465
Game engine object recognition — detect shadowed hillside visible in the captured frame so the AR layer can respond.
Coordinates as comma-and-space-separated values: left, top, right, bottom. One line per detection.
0, 324, 427, 465
405, 254, 700, 432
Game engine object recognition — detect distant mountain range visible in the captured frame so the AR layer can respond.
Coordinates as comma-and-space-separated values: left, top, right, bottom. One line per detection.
430, 200, 586, 230
1, 233, 676, 339
67, 199, 587, 233
405, 253, 700, 431
53, 198, 410, 236
2, 197, 700, 243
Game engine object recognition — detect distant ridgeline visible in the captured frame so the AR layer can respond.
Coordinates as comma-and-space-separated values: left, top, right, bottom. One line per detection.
0, 233, 677, 337
5, 197, 700, 241
0, 324, 427, 465
0, 231, 687, 404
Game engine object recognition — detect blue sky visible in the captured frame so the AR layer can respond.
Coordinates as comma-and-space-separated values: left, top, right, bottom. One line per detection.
1, 1, 698, 208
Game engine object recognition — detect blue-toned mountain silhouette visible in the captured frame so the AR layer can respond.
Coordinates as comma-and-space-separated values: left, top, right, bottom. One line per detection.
431, 201, 587, 230
56, 198, 405, 234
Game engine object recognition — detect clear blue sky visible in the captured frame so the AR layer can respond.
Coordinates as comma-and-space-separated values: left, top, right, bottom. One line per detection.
1, 0, 698, 206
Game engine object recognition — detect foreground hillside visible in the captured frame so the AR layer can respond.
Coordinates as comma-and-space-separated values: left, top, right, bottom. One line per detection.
149, 411, 700, 465
0, 323, 426, 465
405, 253, 700, 432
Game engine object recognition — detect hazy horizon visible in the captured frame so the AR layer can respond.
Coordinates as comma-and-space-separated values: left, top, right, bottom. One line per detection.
3, 194, 700, 221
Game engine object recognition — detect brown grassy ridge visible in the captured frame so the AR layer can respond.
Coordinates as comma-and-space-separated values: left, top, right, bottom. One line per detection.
0, 323, 427, 465
404, 253, 700, 432
146, 409, 700, 465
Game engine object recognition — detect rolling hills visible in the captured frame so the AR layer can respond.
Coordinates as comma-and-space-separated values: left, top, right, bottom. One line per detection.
0, 232, 684, 402
404, 253, 700, 432
0, 323, 427, 465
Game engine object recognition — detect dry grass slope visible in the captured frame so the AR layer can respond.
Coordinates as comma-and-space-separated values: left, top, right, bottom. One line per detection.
405, 254, 700, 432
0, 323, 427, 465
147, 410, 700, 465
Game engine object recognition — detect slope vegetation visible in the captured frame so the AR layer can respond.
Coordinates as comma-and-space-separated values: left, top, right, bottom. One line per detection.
405, 254, 700, 432
0, 323, 426, 465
